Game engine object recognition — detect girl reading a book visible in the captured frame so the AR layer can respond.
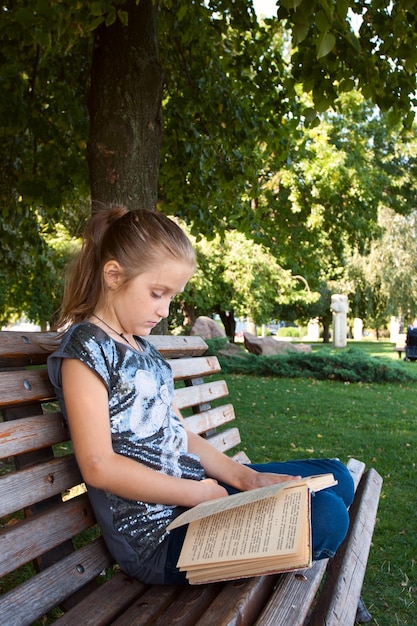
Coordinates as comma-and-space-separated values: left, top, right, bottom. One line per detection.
48, 206, 354, 585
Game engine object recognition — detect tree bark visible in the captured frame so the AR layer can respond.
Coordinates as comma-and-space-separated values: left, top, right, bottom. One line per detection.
322, 321, 330, 343
219, 310, 236, 342
88, 0, 163, 210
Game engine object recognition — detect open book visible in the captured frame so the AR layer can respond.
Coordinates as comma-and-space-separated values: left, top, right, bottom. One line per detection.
167, 473, 337, 584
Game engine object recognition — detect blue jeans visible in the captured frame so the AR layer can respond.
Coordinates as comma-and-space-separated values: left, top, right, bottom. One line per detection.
164, 458, 354, 585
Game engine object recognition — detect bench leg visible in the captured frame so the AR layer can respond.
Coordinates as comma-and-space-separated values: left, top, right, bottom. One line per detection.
356, 596, 372, 623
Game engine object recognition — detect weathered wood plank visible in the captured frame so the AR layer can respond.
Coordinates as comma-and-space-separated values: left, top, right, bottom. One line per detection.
184, 404, 235, 435
0, 493, 95, 577
0, 331, 59, 367
0, 331, 208, 365
148, 334, 208, 358
309, 468, 383, 626
0, 369, 55, 408
255, 562, 328, 626
170, 355, 221, 380
112, 583, 224, 626
0, 412, 68, 458
55, 572, 148, 626
205, 426, 242, 453
110, 585, 183, 626
232, 450, 252, 464
193, 576, 279, 626
174, 380, 229, 410
0, 538, 112, 626
148, 584, 223, 626
254, 457, 368, 626
0, 455, 82, 517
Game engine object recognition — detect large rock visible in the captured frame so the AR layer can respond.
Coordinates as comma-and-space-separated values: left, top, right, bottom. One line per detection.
218, 342, 246, 358
243, 332, 312, 356
190, 316, 226, 339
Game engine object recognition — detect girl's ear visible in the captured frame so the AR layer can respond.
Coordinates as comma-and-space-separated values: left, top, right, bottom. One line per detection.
103, 260, 123, 290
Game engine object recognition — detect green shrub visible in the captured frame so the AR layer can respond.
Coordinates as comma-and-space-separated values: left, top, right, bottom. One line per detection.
276, 326, 300, 337
204, 337, 230, 355
216, 347, 417, 384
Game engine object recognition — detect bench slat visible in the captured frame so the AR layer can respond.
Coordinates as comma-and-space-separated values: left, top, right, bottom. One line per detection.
53, 572, 148, 626
0, 332, 209, 365
174, 379, 229, 410
255, 561, 328, 626
0, 538, 112, 626
170, 355, 221, 379
0, 369, 55, 408
0, 455, 82, 517
0, 493, 95, 577
0, 331, 59, 367
185, 404, 235, 435
194, 575, 279, 626
110, 584, 214, 626
204, 426, 242, 453
0, 412, 68, 458
148, 334, 208, 358
310, 467, 383, 626
255, 459, 381, 626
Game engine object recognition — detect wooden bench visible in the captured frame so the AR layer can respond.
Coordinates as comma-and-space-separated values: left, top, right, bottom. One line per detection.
0, 330, 383, 626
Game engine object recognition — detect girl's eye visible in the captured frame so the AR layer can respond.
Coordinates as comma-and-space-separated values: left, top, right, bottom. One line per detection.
151, 292, 162, 299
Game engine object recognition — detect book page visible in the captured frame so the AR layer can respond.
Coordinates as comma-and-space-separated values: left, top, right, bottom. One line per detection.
177, 483, 309, 569
167, 473, 335, 532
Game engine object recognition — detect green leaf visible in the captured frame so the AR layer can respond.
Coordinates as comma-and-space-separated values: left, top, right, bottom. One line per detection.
117, 10, 129, 26
304, 107, 318, 122
90, 2, 105, 17
317, 31, 336, 58
87, 16, 105, 31
105, 8, 116, 27
316, 10, 330, 33
293, 21, 310, 44
280, 0, 304, 10
336, 0, 349, 20
15, 8, 35, 27
339, 78, 355, 92
388, 109, 402, 126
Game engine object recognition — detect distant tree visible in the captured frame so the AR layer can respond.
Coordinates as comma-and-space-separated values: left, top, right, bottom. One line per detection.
347, 207, 417, 332
177, 230, 299, 339
2, 1, 417, 325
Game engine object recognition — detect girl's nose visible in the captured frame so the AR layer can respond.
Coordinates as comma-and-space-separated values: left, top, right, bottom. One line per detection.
156, 299, 171, 319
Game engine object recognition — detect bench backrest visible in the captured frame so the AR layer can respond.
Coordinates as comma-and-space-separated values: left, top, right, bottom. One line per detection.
0, 330, 243, 625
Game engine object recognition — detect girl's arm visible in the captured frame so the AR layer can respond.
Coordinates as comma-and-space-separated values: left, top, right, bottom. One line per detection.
172, 405, 300, 491
61, 358, 227, 507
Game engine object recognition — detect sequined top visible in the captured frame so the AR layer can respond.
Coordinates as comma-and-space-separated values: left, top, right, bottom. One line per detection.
47, 322, 205, 582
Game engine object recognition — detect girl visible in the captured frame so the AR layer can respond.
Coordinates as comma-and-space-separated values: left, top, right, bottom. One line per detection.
48, 206, 354, 585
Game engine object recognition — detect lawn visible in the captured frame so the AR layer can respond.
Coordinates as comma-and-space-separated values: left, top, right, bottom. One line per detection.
221, 343, 417, 625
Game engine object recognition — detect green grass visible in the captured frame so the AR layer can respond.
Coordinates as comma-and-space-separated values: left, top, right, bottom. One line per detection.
221, 371, 417, 626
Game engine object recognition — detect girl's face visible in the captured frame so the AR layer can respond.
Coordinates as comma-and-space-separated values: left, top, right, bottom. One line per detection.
106, 257, 194, 337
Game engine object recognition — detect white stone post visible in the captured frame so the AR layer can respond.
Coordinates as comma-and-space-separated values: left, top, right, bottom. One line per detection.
331, 294, 348, 348
307, 318, 320, 341
353, 318, 363, 341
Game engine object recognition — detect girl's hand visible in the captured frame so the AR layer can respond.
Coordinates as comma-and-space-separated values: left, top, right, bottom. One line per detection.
241, 470, 302, 492
193, 478, 228, 505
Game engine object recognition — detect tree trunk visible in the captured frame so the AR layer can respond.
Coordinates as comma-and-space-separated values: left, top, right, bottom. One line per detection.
88, 0, 163, 210
322, 321, 330, 343
219, 310, 236, 342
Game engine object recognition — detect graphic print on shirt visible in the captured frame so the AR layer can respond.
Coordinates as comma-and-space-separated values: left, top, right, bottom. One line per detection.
130, 369, 171, 437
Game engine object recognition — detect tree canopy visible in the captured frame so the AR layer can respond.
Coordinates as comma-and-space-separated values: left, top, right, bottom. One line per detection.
1, 0, 417, 327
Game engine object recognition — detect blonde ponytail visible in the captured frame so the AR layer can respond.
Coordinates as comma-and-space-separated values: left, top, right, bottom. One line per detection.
57, 206, 195, 327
